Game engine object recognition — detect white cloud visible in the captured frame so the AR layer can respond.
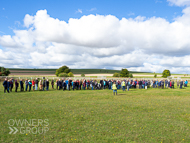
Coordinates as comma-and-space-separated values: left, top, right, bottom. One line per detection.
0, 31, 5, 34
88, 8, 97, 12
1, 6, 190, 73
167, 0, 190, 6
15, 21, 21, 27
76, 9, 82, 13
128, 12, 135, 16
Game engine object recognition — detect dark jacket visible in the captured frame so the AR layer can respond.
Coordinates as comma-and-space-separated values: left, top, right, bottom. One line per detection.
15, 81, 19, 87
58, 81, 62, 86
43, 80, 46, 87
3, 81, 7, 87
20, 81, 23, 87
68, 80, 72, 86
45, 81, 49, 87
7, 82, 10, 88
35, 80, 39, 84
10, 81, 13, 87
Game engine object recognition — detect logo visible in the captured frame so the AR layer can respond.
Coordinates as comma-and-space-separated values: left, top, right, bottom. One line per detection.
8, 119, 49, 134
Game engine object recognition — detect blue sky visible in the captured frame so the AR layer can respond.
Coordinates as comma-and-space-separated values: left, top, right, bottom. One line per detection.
1, 0, 190, 73
0, 0, 183, 36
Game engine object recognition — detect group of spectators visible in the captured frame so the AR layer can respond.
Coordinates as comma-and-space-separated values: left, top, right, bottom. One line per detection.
2, 78, 188, 94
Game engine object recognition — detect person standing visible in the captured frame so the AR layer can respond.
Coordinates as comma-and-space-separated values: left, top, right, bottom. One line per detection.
171, 81, 174, 89
82, 79, 86, 90
177, 80, 179, 88
79, 80, 82, 90
46, 79, 49, 90
139, 80, 142, 89
76, 80, 79, 90
15, 80, 19, 92
92, 80, 95, 90
60, 78, 64, 90
3, 78, 9, 93
39, 80, 43, 90
184, 80, 188, 87
58, 79, 61, 90
11, 78, 14, 89
165, 80, 168, 88
7, 80, 10, 93
35, 78, 39, 90
72, 80, 75, 91
103, 80, 106, 90
20, 79, 24, 91
127, 80, 130, 91
157, 80, 160, 89
25, 79, 29, 91
180, 80, 183, 89
65, 79, 68, 90
62, 80, 66, 91
122, 80, 126, 91
112, 82, 117, 95
161, 80, 164, 89
42, 80, 45, 91
51, 79, 54, 89
28, 80, 32, 92
145, 80, 148, 89
56, 80, 58, 90
32, 79, 35, 91
9, 79, 13, 92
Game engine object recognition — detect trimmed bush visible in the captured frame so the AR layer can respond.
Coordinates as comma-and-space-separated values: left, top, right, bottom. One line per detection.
55, 66, 70, 77
129, 73, 133, 78
68, 72, 74, 77
120, 69, 129, 77
162, 69, 171, 78
113, 73, 120, 77
154, 74, 157, 78
59, 73, 69, 77
81, 73, 85, 77
0, 67, 10, 76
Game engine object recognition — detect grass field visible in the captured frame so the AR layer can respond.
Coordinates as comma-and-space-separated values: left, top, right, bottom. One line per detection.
9, 68, 151, 75
0, 84, 190, 142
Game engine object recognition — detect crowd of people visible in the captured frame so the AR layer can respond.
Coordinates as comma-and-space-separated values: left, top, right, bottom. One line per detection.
2, 78, 189, 95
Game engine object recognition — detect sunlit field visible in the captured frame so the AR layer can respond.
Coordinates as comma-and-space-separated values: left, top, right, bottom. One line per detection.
0, 84, 190, 142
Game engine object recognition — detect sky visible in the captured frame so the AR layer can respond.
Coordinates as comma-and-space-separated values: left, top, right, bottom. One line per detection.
0, 0, 190, 73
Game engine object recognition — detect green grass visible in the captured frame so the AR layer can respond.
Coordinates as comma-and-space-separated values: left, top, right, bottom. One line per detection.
0, 84, 190, 142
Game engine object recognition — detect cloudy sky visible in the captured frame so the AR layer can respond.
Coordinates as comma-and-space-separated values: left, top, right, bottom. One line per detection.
1, 0, 190, 73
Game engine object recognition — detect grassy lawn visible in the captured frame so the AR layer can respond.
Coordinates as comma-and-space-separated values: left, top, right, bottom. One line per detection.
0, 84, 190, 142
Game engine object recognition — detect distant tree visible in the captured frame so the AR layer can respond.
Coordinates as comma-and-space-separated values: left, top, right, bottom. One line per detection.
68, 72, 74, 77
55, 66, 70, 77
154, 74, 157, 78
120, 69, 129, 77
81, 73, 85, 77
129, 73, 133, 78
162, 69, 171, 78
113, 73, 120, 77
0, 67, 10, 76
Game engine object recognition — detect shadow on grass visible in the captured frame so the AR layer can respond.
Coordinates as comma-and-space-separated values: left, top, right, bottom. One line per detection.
116, 93, 128, 96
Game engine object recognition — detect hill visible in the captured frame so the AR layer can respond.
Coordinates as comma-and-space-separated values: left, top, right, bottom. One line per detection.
8, 68, 150, 75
